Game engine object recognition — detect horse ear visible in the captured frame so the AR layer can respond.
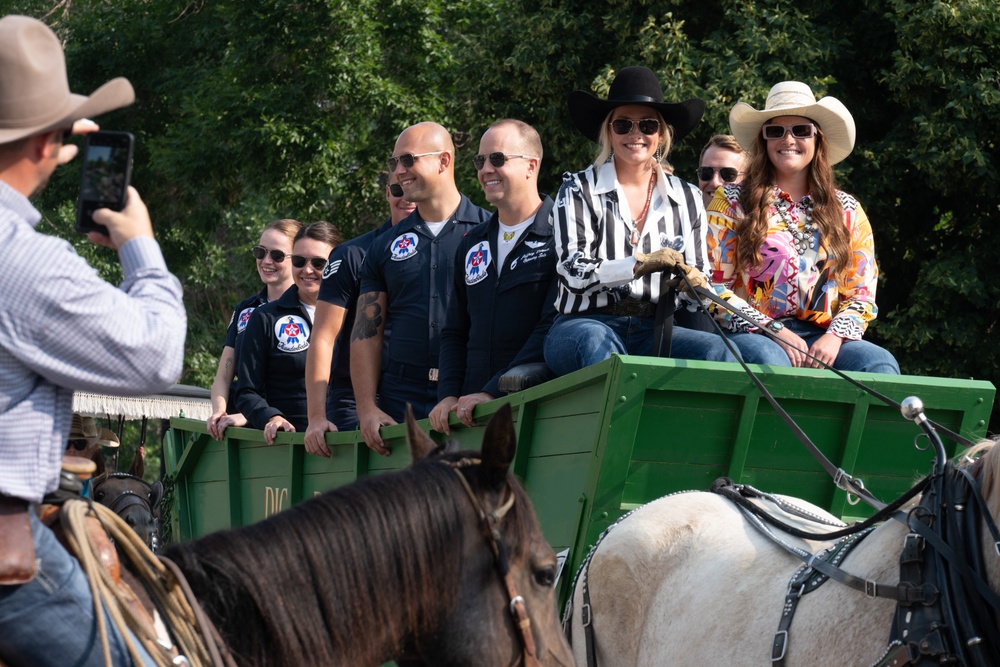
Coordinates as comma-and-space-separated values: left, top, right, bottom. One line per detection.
149, 481, 164, 510
479, 403, 516, 490
405, 404, 437, 463
127, 447, 144, 478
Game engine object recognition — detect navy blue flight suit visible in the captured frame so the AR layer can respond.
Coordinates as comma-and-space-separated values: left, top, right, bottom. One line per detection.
358, 195, 490, 420
438, 195, 557, 399
234, 285, 313, 430
316, 220, 392, 431
222, 287, 268, 406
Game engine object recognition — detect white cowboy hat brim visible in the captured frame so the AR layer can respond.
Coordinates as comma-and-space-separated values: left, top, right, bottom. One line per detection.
729, 95, 856, 165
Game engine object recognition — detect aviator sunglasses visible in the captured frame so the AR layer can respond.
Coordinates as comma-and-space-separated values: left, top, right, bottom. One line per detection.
251, 246, 288, 263
68, 438, 90, 451
386, 151, 445, 172
291, 255, 328, 271
388, 183, 404, 197
696, 167, 740, 183
610, 118, 660, 136
473, 152, 537, 171
762, 123, 817, 140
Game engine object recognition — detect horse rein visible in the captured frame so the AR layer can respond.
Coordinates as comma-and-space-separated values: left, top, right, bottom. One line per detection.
443, 457, 541, 667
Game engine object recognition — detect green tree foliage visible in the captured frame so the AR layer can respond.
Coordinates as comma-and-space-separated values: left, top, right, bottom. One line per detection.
14, 0, 1000, 439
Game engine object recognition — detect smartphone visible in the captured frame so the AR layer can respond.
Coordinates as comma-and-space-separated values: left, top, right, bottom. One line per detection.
75, 131, 134, 235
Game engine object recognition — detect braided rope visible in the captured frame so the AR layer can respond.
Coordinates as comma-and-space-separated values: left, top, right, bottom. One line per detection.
60, 499, 229, 667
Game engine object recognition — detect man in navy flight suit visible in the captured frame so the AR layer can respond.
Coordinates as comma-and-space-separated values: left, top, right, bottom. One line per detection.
350, 121, 489, 454
429, 119, 557, 435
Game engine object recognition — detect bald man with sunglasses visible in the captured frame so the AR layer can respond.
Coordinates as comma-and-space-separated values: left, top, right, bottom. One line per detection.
351, 122, 489, 454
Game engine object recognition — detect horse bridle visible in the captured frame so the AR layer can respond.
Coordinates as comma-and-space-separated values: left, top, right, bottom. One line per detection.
94, 472, 160, 551
443, 457, 540, 667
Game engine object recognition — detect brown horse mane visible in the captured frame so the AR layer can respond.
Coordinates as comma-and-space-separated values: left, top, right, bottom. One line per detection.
162, 449, 535, 667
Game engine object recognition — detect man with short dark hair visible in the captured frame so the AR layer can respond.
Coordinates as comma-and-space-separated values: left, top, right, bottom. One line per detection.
351, 122, 489, 454
0, 15, 185, 666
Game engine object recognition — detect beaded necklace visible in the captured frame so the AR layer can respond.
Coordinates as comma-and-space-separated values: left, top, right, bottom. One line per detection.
629, 170, 657, 246
774, 195, 815, 255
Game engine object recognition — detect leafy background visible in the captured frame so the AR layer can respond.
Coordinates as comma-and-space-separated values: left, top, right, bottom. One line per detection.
7, 0, 1000, 474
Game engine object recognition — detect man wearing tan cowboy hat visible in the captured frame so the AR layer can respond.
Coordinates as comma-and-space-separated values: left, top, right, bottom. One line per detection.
0, 15, 185, 666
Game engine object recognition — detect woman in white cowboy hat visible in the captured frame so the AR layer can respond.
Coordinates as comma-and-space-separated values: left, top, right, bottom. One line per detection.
705, 81, 899, 373
544, 66, 737, 375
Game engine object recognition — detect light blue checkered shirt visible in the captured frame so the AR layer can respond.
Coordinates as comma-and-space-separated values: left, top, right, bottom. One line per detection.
0, 180, 186, 502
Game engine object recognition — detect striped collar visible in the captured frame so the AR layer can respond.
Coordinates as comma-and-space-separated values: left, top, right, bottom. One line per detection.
592, 160, 686, 208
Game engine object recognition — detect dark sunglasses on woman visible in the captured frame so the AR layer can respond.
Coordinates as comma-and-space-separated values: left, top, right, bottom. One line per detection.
610, 118, 660, 136
696, 167, 740, 183
251, 246, 287, 263
761, 123, 816, 140
67, 438, 89, 451
291, 255, 328, 271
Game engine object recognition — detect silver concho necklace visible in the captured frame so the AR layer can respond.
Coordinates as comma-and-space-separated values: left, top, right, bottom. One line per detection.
775, 197, 815, 255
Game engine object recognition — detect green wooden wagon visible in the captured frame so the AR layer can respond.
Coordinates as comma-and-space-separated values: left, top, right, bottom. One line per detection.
163, 355, 995, 605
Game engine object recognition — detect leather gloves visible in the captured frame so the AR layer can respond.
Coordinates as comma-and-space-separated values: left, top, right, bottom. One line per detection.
665, 262, 709, 299
633, 247, 684, 279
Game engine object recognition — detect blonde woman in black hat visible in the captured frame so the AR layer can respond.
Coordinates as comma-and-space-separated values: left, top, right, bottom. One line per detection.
706, 81, 899, 374
544, 66, 737, 375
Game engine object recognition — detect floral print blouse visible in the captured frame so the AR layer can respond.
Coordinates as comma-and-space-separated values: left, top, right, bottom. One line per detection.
706, 184, 879, 340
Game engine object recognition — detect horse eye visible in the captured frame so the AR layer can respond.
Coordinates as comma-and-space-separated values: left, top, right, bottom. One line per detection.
534, 566, 556, 588
94, 490, 105, 501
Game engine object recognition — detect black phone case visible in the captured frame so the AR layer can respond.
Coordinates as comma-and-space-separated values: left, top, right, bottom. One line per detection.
75, 131, 134, 235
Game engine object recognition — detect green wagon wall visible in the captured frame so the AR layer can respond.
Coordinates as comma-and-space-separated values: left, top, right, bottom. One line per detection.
164, 355, 995, 605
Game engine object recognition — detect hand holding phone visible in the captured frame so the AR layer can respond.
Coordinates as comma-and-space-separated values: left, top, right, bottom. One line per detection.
75, 131, 134, 235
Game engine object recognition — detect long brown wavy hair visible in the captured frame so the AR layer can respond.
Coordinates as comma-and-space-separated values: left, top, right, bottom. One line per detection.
735, 124, 851, 277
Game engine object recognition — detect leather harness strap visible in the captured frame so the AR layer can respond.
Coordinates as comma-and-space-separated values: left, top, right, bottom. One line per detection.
445, 458, 540, 667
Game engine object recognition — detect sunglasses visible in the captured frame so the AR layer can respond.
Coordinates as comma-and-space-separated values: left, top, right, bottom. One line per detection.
388, 183, 404, 197
761, 123, 817, 140
472, 152, 536, 171
291, 255, 328, 271
386, 151, 445, 172
610, 118, 660, 136
251, 246, 288, 263
696, 167, 741, 183
68, 438, 90, 451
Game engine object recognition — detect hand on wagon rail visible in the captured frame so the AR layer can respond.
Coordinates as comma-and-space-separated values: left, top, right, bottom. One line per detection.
304, 418, 338, 458
358, 406, 396, 456
264, 415, 294, 445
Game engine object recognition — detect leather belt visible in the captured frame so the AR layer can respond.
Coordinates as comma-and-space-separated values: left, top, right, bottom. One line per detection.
385, 359, 439, 383
593, 297, 656, 319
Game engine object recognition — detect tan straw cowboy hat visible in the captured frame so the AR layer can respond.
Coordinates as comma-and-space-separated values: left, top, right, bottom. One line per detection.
0, 15, 134, 144
729, 81, 856, 165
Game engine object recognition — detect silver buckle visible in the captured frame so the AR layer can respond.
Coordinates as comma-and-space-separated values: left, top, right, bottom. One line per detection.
429, 368, 439, 382
772, 630, 788, 662
865, 580, 878, 598
580, 603, 591, 627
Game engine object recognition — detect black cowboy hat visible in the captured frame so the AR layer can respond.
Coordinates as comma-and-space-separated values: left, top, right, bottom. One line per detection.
568, 66, 705, 143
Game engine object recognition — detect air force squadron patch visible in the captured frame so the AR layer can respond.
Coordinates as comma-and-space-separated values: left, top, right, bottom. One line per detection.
236, 306, 257, 335
464, 242, 491, 285
274, 315, 311, 352
389, 232, 419, 261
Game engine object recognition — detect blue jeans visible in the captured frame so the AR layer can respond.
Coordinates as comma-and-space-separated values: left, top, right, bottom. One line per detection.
326, 386, 359, 431
728, 319, 900, 374
543, 312, 738, 376
0, 511, 153, 667
378, 370, 438, 422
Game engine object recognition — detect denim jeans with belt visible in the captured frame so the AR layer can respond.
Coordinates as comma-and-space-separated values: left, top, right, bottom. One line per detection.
0, 511, 154, 666
543, 312, 738, 377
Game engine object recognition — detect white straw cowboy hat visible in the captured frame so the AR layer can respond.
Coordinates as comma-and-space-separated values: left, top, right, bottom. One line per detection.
0, 15, 134, 144
729, 81, 856, 165
568, 66, 705, 143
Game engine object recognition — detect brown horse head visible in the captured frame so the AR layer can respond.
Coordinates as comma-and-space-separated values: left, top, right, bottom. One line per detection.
164, 403, 574, 666
92, 472, 162, 552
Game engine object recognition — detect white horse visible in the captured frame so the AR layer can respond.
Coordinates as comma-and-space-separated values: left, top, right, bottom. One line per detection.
566, 442, 1000, 666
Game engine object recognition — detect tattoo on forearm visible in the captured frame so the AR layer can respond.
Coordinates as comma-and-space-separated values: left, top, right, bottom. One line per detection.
224, 358, 232, 372
352, 292, 384, 341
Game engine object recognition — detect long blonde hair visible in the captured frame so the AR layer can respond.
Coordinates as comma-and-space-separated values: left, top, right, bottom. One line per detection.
735, 125, 851, 277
